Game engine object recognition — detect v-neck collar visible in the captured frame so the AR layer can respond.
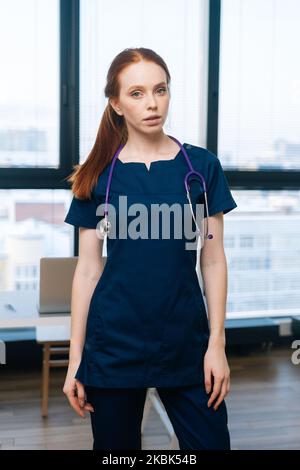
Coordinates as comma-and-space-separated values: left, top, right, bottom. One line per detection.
116, 143, 186, 173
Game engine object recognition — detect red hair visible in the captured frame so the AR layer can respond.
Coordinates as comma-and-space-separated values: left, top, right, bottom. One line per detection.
64, 47, 171, 199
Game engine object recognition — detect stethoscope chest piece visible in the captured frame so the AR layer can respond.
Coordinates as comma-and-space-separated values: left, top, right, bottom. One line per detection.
99, 216, 111, 238
99, 216, 111, 259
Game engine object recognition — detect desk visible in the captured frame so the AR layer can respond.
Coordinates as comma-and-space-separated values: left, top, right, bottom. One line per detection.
0, 290, 70, 417
0, 290, 70, 329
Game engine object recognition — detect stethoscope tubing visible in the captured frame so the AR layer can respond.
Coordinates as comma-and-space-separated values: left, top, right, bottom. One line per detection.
102, 134, 213, 241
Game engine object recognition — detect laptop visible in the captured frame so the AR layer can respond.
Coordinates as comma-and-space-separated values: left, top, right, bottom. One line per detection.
38, 257, 78, 315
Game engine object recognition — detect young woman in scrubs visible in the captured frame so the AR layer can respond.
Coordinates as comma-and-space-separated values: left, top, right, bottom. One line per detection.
63, 47, 237, 450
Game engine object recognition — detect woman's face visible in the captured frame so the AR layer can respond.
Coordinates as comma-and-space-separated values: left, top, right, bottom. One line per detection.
110, 60, 170, 134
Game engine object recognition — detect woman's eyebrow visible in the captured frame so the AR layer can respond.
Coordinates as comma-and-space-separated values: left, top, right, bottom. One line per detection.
127, 82, 167, 91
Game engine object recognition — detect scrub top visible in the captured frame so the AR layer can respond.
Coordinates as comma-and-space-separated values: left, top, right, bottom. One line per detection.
64, 143, 237, 388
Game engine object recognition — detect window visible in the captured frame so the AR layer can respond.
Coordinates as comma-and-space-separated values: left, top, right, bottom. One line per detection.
0, 189, 74, 293
0, 0, 60, 168
214, 0, 300, 318
225, 190, 300, 316
80, 0, 210, 160
218, 0, 300, 170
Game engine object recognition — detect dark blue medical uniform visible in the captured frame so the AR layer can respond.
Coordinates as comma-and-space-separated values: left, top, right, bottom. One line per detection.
64, 143, 237, 389
64, 143, 237, 450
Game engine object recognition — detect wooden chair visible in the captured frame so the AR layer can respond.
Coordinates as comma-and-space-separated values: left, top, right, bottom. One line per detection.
36, 326, 70, 418
38, 339, 70, 417
37, 256, 76, 417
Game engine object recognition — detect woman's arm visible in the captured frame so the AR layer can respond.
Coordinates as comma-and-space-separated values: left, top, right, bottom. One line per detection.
200, 212, 227, 346
69, 227, 104, 362
199, 212, 230, 410
63, 227, 103, 418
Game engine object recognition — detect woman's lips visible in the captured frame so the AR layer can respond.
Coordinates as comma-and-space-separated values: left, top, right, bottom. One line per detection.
143, 117, 161, 125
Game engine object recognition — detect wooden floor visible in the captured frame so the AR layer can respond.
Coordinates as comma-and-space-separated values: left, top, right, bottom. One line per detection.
0, 344, 299, 450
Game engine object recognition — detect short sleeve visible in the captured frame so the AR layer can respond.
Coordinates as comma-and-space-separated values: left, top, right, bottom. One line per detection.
203, 152, 237, 217
64, 188, 104, 228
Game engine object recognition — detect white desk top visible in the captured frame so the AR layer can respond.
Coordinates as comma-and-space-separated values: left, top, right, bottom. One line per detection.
0, 290, 70, 341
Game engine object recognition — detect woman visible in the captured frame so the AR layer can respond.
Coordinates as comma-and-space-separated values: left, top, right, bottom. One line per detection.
63, 47, 237, 450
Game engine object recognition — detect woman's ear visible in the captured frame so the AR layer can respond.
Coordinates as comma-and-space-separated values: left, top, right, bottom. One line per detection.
109, 98, 123, 116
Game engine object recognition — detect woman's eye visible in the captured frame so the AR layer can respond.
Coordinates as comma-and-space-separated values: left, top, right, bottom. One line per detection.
131, 87, 167, 98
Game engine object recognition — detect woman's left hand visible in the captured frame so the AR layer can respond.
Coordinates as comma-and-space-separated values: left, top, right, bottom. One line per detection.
203, 336, 230, 410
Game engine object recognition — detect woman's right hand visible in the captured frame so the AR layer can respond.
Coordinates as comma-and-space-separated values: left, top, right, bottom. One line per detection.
63, 360, 94, 418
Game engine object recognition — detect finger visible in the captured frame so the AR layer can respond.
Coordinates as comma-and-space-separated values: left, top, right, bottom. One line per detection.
76, 382, 86, 408
84, 402, 94, 412
75, 385, 94, 413
207, 378, 223, 407
70, 396, 86, 417
78, 395, 95, 412
64, 383, 87, 418
204, 367, 212, 393
68, 394, 86, 418
213, 380, 228, 410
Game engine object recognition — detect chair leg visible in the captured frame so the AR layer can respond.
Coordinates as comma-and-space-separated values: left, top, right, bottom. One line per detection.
148, 388, 179, 450
169, 433, 179, 449
141, 388, 152, 433
41, 343, 50, 418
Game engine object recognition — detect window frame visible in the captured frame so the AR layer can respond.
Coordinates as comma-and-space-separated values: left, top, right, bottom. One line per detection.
0, 0, 80, 254
0, 0, 80, 190
207, 0, 300, 190
1, 0, 299, 261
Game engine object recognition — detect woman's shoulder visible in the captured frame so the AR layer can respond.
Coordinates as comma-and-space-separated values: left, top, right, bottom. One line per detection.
184, 142, 220, 170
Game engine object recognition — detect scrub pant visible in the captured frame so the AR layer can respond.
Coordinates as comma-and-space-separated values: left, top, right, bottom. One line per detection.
84, 382, 231, 450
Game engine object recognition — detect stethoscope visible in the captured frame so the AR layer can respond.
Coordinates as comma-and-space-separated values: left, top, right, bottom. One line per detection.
99, 135, 213, 257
